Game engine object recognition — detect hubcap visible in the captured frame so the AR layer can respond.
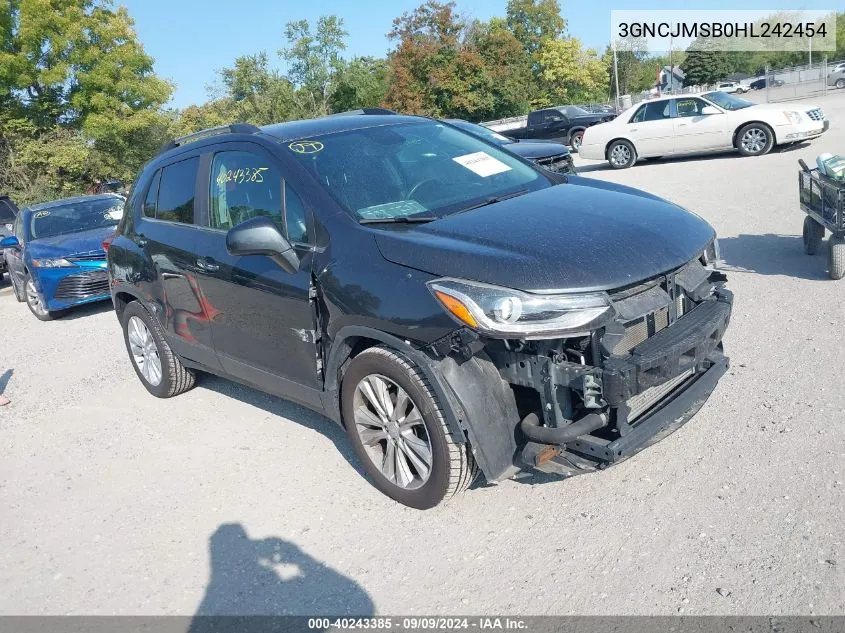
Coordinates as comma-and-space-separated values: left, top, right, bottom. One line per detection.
127, 316, 163, 386
572, 133, 582, 149
352, 374, 433, 490
610, 144, 631, 166
25, 279, 46, 316
741, 128, 767, 153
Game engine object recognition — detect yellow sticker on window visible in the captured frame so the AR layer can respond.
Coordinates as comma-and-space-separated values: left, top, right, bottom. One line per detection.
288, 140, 324, 154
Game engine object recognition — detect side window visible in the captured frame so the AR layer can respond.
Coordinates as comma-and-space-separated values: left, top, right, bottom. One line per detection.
157, 158, 198, 224
640, 101, 672, 122
545, 110, 564, 123
144, 170, 161, 218
630, 104, 647, 123
675, 98, 707, 118
210, 150, 311, 244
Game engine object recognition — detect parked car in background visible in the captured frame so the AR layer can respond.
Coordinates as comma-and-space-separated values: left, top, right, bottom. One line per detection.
829, 62, 845, 75
749, 77, 785, 90
716, 81, 750, 94
108, 117, 731, 509
579, 91, 829, 169
576, 103, 619, 115
0, 194, 123, 320
828, 71, 845, 89
484, 105, 615, 151
444, 119, 575, 174
0, 195, 19, 280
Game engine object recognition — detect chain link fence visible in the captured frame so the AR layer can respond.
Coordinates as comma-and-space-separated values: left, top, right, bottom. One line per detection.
764, 58, 842, 102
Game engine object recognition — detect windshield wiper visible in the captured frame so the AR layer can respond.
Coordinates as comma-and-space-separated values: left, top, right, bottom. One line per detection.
359, 215, 437, 225
453, 189, 530, 215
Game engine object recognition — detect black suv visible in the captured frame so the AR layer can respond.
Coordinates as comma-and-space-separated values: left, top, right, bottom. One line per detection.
108, 116, 732, 509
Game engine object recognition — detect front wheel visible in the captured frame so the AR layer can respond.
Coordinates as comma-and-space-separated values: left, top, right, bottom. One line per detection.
829, 236, 845, 280
121, 301, 196, 397
835, 78, 845, 89
24, 273, 58, 321
607, 140, 637, 169
803, 216, 824, 255
341, 346, 477, 509
736, 123, 774, 156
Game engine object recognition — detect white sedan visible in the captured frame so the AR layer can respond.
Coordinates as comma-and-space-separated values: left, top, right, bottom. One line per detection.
579, 91, 829, 169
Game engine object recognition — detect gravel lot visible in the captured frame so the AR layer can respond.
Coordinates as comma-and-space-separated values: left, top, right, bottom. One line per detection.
1, 93, 844, 617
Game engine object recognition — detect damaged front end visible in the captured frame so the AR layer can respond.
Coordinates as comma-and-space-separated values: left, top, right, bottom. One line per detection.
427, 250, 731, 479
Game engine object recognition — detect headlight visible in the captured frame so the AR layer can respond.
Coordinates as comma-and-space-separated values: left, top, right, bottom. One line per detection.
784, 111, 803, 124
427, 278, 615, 339
702, 238, 721, 267
31, 258, 75, 268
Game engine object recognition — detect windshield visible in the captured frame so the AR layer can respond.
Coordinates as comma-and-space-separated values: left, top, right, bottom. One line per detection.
563, 105, 590, 117
703, 91, 753, 111
446, 120, 513, 146
286, 121, 550, 222
29, 198, 124, 240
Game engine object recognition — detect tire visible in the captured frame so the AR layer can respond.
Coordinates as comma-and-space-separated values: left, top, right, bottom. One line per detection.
341, 346, 477, 509
569, 130, 584, 151
23, 273, 58, 321
607, 139, 637, 169
9, 272, 25, 302
736, 123, 774, 156
121, 300, 195, 398
829, 236, 845, 280
803, 216, 824, 255
836, 78, 845, 89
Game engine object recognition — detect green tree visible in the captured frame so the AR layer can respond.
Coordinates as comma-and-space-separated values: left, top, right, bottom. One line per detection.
217, 53, 296, 124
505, 0, 566, 55
280, 16, 348, 117
681, 48, 731, 86
329, 57, 388, 112
537, 37, 609, 103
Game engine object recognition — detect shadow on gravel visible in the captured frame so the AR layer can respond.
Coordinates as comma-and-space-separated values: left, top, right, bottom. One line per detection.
719, 234, 829, 280
55, 300, 114, 321
188, 522, 373, 627
198, 375, 366, 478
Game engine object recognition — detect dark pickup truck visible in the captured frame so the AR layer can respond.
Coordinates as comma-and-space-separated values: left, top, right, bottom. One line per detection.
485, 105, 616, 151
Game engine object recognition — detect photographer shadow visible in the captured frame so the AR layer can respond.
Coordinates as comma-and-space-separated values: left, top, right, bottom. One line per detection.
188, 523, 374, 632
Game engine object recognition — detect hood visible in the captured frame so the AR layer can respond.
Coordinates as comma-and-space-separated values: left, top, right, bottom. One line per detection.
745, 102, 820, 113
508, 141, 570, 160
27, 226, 112, 259
374, 177, 715, 293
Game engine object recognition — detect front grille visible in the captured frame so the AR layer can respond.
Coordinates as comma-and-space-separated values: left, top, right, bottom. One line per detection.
68, 249, 105, 262
54, 270, 109, 300
536, 154, 574, 173
807, 108, 824, 121
626, 368, 695, 422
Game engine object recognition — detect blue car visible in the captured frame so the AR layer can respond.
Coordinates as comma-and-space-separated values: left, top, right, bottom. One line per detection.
0, 194, 124, 320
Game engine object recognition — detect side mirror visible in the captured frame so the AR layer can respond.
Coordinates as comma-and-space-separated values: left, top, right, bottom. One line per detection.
701, 106, 721, 115
0, 235, 20, 249
226, 216, 299, 275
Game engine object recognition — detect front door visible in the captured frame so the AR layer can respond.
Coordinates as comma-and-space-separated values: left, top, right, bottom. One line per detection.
192, 144, 320, 406
627, 100, 675, 156
672, 97, 730, 152
5, 212, 25, 288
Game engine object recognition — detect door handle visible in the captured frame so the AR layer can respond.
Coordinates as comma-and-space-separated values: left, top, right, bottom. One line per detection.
678, 123, 688, 127
630, 127, 638, 132
196, 257, 220, 272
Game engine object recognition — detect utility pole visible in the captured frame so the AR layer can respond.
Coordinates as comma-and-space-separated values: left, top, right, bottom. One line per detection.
613, 39, 621, 108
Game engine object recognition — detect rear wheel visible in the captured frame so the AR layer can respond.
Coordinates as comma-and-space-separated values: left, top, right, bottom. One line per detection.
803, 216, 825, 255
829, 236, 845, 280
341, 346, 477, 509
607, 140, 637, 169
835, 78, 845, 89
24, 273, 57, 321
736, 123, 774, 156
121, 301, 195, 398
569, 130, 584, 151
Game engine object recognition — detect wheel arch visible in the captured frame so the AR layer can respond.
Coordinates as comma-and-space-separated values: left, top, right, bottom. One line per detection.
733, 120, 776, 147
324, 325, 521, 482
567, 126, 587, 144
605, 136, 636, 159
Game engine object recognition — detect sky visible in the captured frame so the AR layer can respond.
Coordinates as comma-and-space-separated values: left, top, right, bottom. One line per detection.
122, 0, 830, 109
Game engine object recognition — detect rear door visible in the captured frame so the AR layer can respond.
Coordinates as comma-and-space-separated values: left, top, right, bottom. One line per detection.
672, 97, 731, 152
192, 142, 321, 407
135, 155, 220, 370
627, 100, 675, 156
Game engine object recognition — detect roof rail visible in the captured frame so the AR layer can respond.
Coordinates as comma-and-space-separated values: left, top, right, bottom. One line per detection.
325, 107, 398, 117
158, 122, 261, 155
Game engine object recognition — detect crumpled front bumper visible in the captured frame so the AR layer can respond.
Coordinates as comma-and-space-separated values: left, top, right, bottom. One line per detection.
521, 290, 732, 477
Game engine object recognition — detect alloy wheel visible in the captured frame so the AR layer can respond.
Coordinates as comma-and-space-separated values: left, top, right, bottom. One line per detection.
352, 374, 433, 490
127, 315, 163, 386
25, 279, 47, 317
609, 144, 631, 167
741, 128, 767, 154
